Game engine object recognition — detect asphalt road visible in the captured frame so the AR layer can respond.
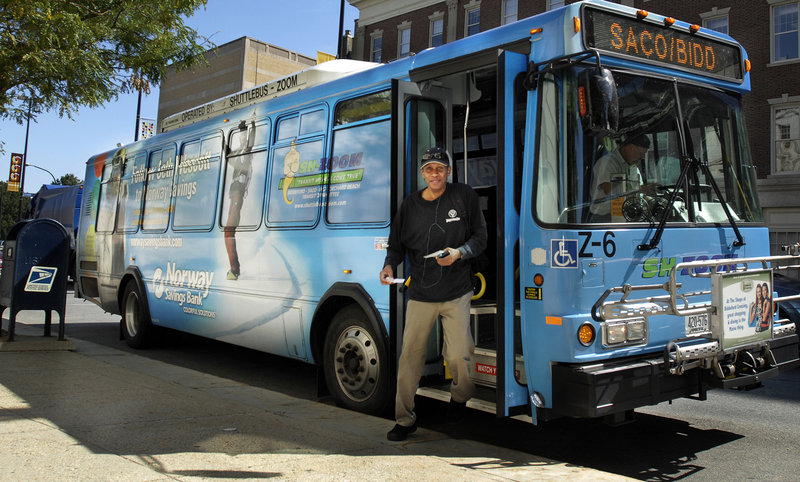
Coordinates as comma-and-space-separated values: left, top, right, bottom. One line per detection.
36, 293, 800, 481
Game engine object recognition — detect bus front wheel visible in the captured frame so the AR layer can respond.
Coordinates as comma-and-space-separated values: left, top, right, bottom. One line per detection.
323, 306, 391, 415
122, 282, 153, 348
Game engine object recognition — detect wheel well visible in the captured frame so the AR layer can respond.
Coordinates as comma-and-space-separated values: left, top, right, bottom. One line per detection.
117, 269, 146, 315
310, 286, 388, 367
310, 297, 358, 365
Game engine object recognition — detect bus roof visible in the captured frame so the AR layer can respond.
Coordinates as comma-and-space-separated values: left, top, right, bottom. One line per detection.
160, 59, 379, 133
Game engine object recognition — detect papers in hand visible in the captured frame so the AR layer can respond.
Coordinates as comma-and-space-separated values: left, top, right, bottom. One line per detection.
424, 249, 446, 259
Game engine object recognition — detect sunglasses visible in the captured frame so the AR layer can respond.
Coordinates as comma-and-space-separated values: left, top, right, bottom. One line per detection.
422, 150, 446, 161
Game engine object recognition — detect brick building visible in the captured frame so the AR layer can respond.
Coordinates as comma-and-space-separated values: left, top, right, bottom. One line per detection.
348, 0, 800, 255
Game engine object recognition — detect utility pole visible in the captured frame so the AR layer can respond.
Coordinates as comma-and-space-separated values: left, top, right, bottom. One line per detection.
337, 0, 345, 58
134, 86, 142, 141
18, 96, 32, 220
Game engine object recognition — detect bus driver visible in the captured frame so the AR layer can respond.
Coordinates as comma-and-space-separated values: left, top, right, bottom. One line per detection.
589, 134, 653, 222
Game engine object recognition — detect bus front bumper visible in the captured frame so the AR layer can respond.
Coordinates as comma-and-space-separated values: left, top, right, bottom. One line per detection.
551, 333, 799, 419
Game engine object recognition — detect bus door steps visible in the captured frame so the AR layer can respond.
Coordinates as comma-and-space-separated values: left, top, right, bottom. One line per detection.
416, 385, 532, 422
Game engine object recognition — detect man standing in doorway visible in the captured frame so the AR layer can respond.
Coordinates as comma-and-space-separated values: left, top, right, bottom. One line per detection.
380, 147, 487, 441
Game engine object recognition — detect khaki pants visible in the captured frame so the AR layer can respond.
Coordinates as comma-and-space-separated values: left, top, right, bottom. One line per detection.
395, 291, 475, 427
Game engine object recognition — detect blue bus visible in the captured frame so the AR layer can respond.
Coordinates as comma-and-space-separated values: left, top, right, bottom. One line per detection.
77, 0, 799, 423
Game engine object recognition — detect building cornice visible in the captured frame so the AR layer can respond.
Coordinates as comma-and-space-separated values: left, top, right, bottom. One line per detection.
349, 0, 444, 26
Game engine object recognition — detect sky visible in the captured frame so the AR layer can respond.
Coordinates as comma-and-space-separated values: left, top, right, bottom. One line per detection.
0, 0, 359, 192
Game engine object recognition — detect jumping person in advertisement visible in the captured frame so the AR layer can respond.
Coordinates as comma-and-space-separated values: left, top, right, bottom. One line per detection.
224, 114, 256, 280
589, 134, 656, 222
380, 147, 487, 442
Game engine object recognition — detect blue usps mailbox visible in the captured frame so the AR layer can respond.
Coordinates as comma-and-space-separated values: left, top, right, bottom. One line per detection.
0, 219, 70, 341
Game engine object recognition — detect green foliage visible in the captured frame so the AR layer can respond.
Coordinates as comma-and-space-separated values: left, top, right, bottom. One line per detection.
0, 182, 29, 237
56, 173, 81, 186
0, 0, 211, 124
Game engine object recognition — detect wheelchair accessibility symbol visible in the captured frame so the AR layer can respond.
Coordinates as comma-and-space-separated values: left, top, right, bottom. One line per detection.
551, 239, 578, 268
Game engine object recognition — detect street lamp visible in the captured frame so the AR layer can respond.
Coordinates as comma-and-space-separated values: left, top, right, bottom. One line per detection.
24, 163, 57, 184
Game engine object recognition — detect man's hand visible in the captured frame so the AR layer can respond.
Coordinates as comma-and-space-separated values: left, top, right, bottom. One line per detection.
380, 265, 394, 285
436, 247, 461, 266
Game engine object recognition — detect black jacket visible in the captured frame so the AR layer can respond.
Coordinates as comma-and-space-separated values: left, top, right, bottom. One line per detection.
383, 183, 487, 302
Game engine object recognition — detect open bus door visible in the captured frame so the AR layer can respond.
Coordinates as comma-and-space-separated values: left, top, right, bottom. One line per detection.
390, 78, 455, 389
391, 48, 531, 419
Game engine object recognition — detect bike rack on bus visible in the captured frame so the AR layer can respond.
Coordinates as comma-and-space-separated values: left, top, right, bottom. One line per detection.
592, 248, 800, 379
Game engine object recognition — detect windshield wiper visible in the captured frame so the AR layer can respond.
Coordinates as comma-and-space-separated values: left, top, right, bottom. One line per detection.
638, 154, 745, 250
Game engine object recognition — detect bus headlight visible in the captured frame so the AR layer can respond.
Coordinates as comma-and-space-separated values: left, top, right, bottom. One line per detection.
603, 318, 648, 348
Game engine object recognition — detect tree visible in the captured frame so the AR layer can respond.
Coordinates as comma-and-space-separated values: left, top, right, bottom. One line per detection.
0, 0, 212, 125
56, 173, 81, 186
0, 181, 29, 237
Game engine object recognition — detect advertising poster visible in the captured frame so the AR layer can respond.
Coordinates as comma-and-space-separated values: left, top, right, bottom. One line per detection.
716, 270, 773, 351
8, 152, 23, 191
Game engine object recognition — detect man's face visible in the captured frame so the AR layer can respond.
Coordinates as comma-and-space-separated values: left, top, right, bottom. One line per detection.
421, 163, 449, 190
621, 143, 648, 164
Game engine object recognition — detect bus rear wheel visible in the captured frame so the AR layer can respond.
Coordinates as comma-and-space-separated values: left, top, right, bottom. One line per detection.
323, 306, 391, 415
122, 282, 153, 348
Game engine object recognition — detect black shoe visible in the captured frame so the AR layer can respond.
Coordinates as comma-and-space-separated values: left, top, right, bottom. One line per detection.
387, 422, 417, 441
446, 400, 467, 424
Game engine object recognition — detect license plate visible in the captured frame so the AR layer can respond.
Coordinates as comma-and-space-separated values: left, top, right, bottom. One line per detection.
686, 313, 710, 335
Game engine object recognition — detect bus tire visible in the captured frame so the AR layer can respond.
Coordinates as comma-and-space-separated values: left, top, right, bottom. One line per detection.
122, 282, 153, 348
323, 306, 391, 416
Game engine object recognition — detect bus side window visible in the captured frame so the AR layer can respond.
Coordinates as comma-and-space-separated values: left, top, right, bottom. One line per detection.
327, 119, 391, 224
142, 148, 175, 232
277, 116, 299, 141
266, 138, 324, 225
116, 152, 146, 233
173, 135, 222, 230
221, 122, 269, 230
96, 155, 122, 233
407, 99, 445, 191
300, 109, 326, 136
535, 74, 560, 224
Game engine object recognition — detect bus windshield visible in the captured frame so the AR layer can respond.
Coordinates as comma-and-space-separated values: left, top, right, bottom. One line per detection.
536, 68, 762, 225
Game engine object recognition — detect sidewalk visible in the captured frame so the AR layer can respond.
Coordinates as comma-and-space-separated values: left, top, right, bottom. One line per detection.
0, 321, 630, 481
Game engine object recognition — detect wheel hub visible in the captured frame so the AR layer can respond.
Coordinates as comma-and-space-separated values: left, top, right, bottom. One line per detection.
333, 325, 380, 402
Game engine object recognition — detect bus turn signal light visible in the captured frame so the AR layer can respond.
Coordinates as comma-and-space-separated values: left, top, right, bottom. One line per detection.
578, 86, 587, 117
573, 17, 581, 33
745, 59, 751, 72
578, 323, 595, 346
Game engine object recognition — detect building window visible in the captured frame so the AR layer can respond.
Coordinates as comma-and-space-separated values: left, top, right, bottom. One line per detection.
370, 33, 382, 63
773, 102, 800, 173
430, 16, 444, 47
548, 0, 564, 10
502, 0, 518, 25
773, 2, 800, 62
398, 24, 411, 58
466, 7, 480, 36
704, 16, 728, 34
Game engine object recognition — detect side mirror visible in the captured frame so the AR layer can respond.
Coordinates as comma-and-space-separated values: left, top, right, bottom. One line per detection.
579, 68, 618, 136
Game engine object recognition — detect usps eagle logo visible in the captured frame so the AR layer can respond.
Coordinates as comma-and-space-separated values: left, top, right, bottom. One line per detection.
24, 266, 58, 293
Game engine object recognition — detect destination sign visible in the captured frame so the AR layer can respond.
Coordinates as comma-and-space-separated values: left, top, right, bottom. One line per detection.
583, 7, 743, 81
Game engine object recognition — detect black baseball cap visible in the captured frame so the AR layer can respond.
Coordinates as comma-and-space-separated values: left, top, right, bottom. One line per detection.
625, 134, 651, 149
420, 147, 450, 169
